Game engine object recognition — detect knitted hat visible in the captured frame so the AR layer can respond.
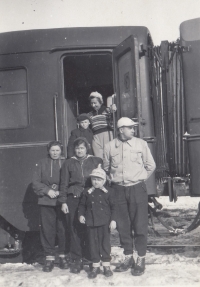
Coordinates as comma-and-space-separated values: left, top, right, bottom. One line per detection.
90, 164, 106, 180
89, 91, 103, 103
77, 113, 90, 122
117, 117, 138, 128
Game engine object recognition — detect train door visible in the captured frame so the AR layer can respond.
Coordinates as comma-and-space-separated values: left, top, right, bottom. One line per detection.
62, 51, 114, 154
112, 36, 142, 135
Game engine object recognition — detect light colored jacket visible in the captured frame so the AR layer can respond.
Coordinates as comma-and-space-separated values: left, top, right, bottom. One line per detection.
103, 137, 156, 186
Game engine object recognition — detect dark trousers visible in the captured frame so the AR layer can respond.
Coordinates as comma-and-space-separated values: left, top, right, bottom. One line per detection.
40, 205, 67, 256
87, 224, 111, 263
113, 182, 148, 257
67, 195, 89, 260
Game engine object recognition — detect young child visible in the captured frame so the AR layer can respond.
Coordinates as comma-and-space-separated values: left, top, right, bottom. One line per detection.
67, 113, 93, 158
78, 164, 116, 279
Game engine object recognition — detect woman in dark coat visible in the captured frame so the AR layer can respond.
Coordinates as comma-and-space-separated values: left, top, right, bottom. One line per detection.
59, 137, 102, 274
32, 141, 69, 272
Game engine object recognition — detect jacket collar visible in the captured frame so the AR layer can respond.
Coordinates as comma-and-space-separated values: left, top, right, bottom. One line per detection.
88, 186, 108, 194
71, 154, 93, 161
115, 137, 134, 148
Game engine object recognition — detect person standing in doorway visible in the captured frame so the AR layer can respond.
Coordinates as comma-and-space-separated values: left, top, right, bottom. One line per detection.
88, 91, 116, 159
103, 117, 156, 276
67, 113, 93, 158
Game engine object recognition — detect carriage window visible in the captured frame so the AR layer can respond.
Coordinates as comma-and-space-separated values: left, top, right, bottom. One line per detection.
0, 68, 28, 129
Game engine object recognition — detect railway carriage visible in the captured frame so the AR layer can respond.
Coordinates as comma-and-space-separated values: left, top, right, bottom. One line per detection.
0, 18, 200, 262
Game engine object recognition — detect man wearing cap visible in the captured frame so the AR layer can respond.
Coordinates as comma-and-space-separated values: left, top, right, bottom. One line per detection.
67, 113, 93, 158
103, 117, 156, 276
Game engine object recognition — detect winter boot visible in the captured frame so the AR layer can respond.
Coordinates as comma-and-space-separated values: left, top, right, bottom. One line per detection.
70, 259, 83, 274
103, 266, 113, 277
114, 255, 134, 272
88, 267, 101, 279
43, 256, 55, 272
59, 255, 70, 269
131, 256, 145, 276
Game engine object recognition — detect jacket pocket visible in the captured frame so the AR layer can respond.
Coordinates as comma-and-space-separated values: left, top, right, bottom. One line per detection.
111, 153, 121, 168
130, 150, 142, 164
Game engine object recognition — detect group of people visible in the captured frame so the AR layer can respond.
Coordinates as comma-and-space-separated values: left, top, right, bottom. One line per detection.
32, 91, 156, 279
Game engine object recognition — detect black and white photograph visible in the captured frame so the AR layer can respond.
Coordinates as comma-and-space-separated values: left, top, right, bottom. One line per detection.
0, 0, 200, 286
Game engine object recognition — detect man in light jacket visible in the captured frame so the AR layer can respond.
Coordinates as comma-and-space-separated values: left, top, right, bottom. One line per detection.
103, 117, 156, 276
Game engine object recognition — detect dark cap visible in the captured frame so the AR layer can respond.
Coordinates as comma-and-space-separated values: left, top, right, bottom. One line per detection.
77, 113, 90, 122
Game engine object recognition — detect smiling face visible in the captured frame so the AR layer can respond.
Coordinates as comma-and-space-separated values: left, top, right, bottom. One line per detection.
49, 145, 62, 160
79, 119, 90, 129
74, 143, 87, 158
91, 176, 104, 189
90, 97, 102, 111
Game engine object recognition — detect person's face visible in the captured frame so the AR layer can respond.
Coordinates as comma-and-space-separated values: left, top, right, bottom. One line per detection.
120, 126, 135, 140
90, 98, 101, 111
79, 119, 90, 129
74, 143, 87, 158
91, 176, 104, 189
49, 145, 62, 159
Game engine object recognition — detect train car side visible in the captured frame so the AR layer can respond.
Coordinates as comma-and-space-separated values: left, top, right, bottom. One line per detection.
0, 26, 156, 261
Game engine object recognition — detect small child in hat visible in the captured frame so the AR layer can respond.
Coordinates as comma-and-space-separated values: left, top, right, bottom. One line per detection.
67, 113, 93, 158
78, 164, 117, 279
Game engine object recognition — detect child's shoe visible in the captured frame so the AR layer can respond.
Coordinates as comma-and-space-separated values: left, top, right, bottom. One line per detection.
103, 266, 113, 277
43, 260, 54, 272
88, 267, 100, 279
59, 256, 70, 269
70, 259, 83, 273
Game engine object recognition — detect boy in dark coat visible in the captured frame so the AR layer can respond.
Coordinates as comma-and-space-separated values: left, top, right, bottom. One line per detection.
67, 114, 93, 158
78, 164, 117, 279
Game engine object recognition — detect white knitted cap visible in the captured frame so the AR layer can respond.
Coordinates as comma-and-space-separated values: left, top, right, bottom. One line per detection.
89, 91, 103, 103
90, 164, 106, 180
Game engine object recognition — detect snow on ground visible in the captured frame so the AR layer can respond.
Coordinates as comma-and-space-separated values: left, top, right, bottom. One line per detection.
0, 197, 200, 287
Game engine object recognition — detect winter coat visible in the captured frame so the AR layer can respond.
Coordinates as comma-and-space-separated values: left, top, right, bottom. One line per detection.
78, 185, 116, 227
67, 126, 93, 158
32, 157, 65, 206
58, 155, 103, 203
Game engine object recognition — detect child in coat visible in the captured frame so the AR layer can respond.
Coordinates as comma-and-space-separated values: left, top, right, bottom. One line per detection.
78, 164, 116, 279
67, 113, 93, 158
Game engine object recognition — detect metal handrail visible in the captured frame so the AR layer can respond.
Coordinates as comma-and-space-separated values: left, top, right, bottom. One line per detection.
54, 94, 58, 141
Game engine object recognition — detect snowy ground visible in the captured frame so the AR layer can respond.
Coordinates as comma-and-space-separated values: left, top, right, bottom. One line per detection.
0, 197, 200, 287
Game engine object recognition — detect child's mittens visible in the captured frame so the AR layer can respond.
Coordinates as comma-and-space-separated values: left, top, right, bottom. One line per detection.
79, 216, 86, 224
109, 220, 116, 231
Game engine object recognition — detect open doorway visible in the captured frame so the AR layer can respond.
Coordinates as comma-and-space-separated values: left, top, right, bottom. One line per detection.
63, 52, 114, 144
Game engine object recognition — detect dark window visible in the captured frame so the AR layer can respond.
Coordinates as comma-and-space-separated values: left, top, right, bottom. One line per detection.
0, 68, 28, 129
